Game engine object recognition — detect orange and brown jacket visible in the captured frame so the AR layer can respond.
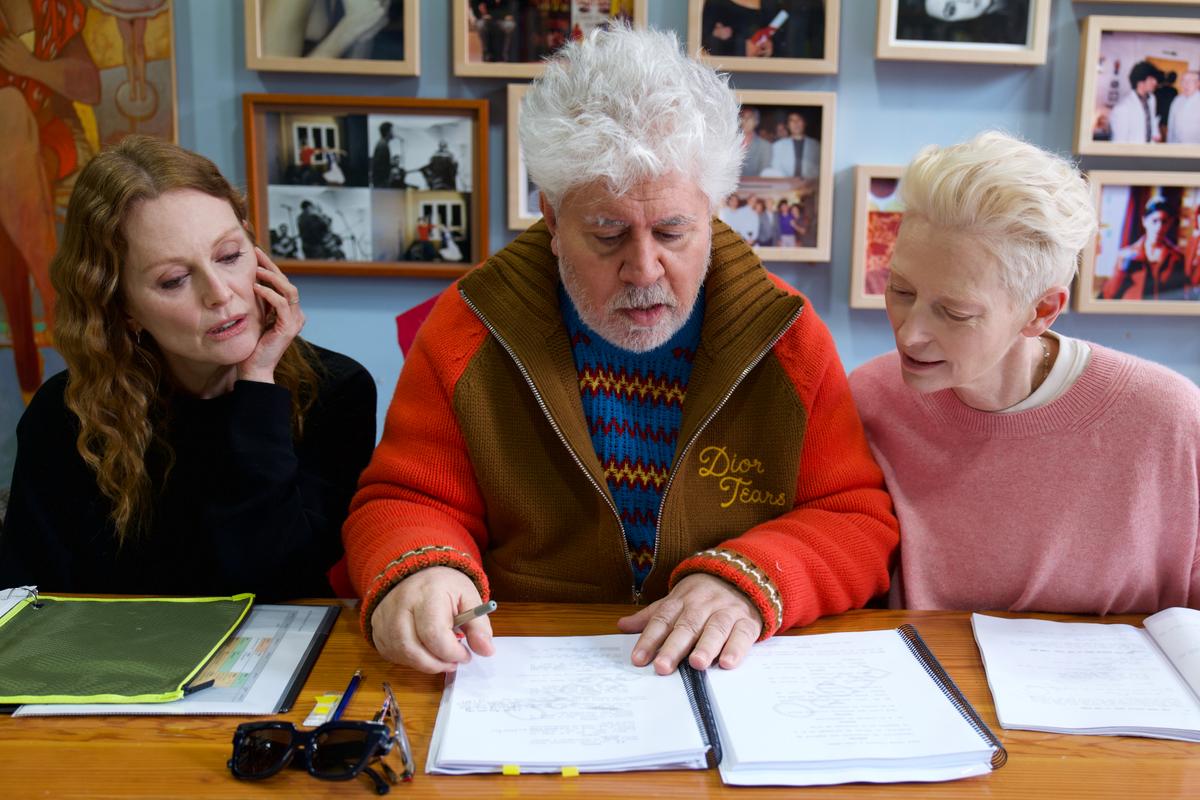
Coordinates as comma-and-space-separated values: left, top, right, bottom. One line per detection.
344, 220, 898, 641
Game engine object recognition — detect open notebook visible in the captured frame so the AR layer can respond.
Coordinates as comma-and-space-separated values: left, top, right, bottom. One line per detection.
426, 628, 1005, 786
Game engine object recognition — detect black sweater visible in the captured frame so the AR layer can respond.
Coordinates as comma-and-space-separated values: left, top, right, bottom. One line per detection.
0, 346, 376, 600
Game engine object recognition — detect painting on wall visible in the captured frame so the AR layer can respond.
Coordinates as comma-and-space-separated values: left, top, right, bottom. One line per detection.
687, 0, 839, 75
849, 165, 904, 310
875, 0, 1050, 65
0, 0, 176, 398
1075, 15, 1200, 159
244, 0, 419, 76
244, 94, 488, 277
1077, 170, 1200, 315
453, 0, 648, 78
723, 89, 835, 262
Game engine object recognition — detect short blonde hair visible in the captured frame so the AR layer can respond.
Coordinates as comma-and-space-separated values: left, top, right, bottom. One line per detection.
899, 131, 1097, 306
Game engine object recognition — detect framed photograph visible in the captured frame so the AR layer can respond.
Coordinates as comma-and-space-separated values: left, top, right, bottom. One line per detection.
1077, 170, 1200, 315
724, 90, 836, 262
687, 0, 840, 75
0, 0, 177, 397
849, 165, 904, 310
1075, 1, 1199, 5
454, 0, 648, 78
506, 84, 543, 231
875, 0, 1050, 65
1074, 16, 1200, 159
242, 94, 488, 277
244, 0, 419, 76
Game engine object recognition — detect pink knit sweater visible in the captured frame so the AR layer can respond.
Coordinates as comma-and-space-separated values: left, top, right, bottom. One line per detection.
850, 344, 1200, 614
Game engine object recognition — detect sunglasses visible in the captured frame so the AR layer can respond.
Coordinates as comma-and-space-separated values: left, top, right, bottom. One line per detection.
228, 681, 414, 794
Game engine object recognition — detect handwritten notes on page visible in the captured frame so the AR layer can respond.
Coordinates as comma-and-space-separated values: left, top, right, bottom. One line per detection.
972, 609, 1200, 741
706, 629, 999, 786
426, 634, 708, 774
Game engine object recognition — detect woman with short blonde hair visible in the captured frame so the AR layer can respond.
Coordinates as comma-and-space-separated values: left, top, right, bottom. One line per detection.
850, 131, 1200, 614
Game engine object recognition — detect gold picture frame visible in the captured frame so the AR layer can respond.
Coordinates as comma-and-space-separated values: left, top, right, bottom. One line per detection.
1073, 16, 1200, 159
1076, 170, 1200, 315
875, 0, 1050, 65
453, 0, 648, 79
727, 90, 836, 263
849, 165, 904, 310
244, 0, 419, 76
687, 0, 840, 75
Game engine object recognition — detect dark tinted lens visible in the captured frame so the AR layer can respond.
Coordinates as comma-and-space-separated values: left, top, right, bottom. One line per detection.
234, 727, 294, 777
311, 727, 371, 777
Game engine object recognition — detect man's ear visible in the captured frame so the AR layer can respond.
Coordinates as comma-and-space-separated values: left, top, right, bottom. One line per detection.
539, 192, 559, 256
1021, 285, 1070, 337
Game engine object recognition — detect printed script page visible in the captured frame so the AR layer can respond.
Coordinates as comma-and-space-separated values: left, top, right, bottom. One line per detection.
971, 613, 1200, 734
705, 629, 989, 766
431, 634, 707, 772
1143, 607, 1200, 706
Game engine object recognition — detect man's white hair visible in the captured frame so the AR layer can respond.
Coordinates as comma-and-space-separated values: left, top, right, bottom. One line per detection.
519, 25, 742, 214
900, 130, 1097, 306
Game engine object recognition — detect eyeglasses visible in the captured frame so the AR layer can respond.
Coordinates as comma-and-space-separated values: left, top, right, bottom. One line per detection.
228, 682, 414, 794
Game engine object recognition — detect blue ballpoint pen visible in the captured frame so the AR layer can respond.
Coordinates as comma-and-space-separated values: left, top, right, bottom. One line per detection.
331, 669, 362, 722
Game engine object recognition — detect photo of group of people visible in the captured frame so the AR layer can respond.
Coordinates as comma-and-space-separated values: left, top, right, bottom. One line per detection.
720, 101, 826, 255
1090, 31, 1200, 145
1091, 184, 1200, 304
465, 0, 635, 64
696, 0, 827, 60
261, 111, 474, 265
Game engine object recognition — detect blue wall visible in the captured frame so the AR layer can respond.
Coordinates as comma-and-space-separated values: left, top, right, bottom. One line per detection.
3, 0, 1197, 481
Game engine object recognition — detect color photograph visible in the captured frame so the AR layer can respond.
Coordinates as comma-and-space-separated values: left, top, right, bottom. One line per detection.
728, 91, 835, 261
688, 0, 839, 74
850, 165, 904, 310
1076, 16, 1200, 158
455, 0, 647, 78
1078, 171, 1200, 315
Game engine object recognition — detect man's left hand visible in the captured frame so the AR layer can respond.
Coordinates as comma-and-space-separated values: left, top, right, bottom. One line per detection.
616, 573, 762, 675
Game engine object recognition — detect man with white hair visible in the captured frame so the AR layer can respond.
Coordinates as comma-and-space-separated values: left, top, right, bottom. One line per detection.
1167, 71, 1200, 144
344, 26, 898, 676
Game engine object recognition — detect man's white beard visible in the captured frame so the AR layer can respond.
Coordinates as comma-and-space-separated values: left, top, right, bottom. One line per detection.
558, 253, 706, 353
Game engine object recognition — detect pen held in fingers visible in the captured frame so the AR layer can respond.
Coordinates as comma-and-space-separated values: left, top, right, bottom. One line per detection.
452, 600, 497, 632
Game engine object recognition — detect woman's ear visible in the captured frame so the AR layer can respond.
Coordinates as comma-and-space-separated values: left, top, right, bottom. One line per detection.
1022, 286, 1069, 336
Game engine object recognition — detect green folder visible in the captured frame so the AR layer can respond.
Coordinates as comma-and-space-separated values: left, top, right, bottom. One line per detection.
0, 593, 254, 704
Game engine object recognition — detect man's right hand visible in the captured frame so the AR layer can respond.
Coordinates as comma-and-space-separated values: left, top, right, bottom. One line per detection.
370, 566, 495, 673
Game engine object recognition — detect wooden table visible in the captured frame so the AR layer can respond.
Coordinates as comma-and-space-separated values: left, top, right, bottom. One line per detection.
2, 603, 1197, 798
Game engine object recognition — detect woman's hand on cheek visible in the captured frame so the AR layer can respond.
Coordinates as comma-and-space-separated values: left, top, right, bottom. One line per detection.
237, 247, 305, 383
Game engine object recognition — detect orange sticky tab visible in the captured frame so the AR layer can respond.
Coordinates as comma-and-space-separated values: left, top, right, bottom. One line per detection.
561, 766, 580, 777
501, 764, 520, 776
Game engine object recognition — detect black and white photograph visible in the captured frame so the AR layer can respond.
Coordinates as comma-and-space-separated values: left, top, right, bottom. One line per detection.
245, 0, 419, 75
366, 114, 473, 192
876, 0, 1049, 64
267, 185, 372, 263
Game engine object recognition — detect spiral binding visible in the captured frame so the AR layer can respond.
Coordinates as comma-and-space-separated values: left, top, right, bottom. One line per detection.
897, 623, 1008, 770
679, 663, 722, 768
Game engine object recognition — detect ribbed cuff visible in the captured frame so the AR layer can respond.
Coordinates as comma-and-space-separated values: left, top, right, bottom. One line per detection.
360, 545, 490, 644
670, 548, 783, 639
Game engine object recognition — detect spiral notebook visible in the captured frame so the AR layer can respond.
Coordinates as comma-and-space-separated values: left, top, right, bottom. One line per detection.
426, 627, 1005, 785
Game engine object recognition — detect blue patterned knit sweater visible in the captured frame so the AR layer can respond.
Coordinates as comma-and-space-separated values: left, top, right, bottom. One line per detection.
561, 286, 704, 589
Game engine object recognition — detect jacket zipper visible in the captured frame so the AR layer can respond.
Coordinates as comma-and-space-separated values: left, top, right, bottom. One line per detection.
462, 290, 802, 606
459, 290, 628, 587
643, 306, 804, 597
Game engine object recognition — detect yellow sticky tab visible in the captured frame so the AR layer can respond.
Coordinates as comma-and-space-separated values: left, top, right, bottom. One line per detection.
501, 764, 521, 776
561, 766, 579, 777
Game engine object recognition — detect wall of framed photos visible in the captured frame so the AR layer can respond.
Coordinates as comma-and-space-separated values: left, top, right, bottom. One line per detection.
18, 0, 1196, 446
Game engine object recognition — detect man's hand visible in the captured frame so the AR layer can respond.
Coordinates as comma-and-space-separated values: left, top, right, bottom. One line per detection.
616, 573, 762, 675
370, 566, 495, 673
